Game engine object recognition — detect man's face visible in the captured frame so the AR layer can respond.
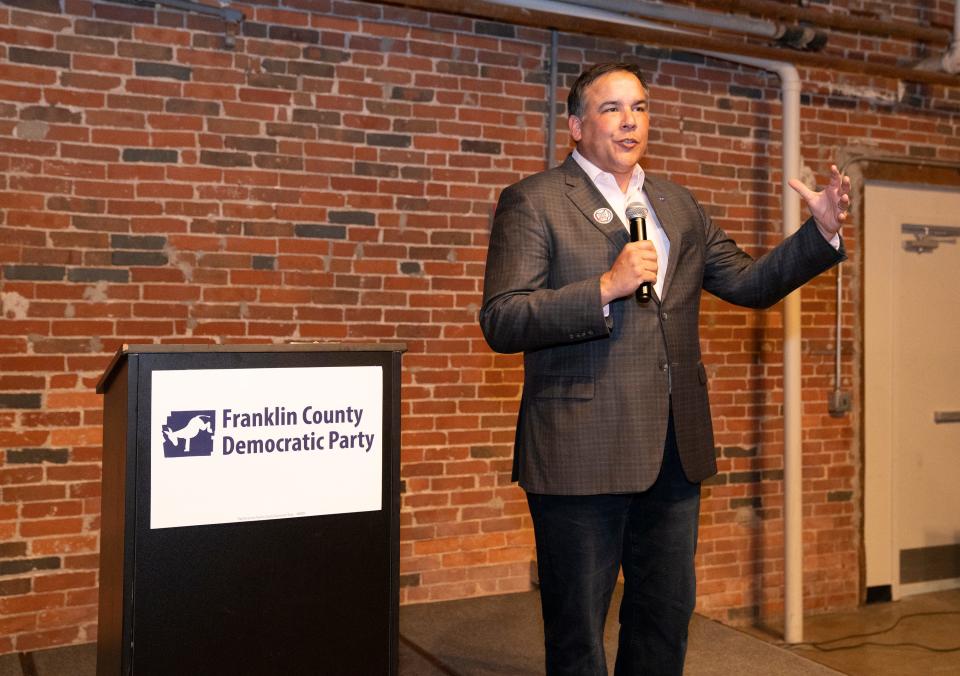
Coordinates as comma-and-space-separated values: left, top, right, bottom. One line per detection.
568, 70, 649, 188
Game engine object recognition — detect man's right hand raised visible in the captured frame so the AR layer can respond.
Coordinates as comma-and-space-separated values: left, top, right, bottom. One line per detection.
600, 240, 658, 305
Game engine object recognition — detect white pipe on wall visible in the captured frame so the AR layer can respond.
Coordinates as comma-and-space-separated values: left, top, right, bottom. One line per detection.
681, 55, 804, 643
485, 0, 807, 643
779, 67, 804, 645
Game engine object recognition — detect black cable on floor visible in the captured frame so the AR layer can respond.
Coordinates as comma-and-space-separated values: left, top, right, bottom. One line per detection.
787, 610, 960, 653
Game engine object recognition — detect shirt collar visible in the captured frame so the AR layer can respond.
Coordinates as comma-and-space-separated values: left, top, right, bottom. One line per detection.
571, 148, 645, 195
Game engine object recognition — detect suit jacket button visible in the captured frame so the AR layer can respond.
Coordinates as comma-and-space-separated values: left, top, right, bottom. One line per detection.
661, 312, 669, 320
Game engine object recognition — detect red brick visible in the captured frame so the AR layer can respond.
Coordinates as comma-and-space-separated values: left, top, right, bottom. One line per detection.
33, 572, 96, 593
20, 501, 84, 519
20, 518, 84, 538
0, 614, 38, 637
0, 467, 43, 486
62, 554, 100, 571
31, 536, 98, 555
66, 588, 99, 606
0, 431, 49, 449
0, 592, 64, 616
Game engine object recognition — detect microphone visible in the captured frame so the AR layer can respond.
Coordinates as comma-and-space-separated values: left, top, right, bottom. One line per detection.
625, 202, 651, 303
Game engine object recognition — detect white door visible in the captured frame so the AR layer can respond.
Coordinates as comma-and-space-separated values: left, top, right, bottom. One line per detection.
864, 182, 960, 600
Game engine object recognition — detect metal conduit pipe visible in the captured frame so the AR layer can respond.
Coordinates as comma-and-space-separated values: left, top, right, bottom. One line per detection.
146, 0, 245, 22
693, 0, 953, 46
565, 0, 780, 39
941, 0, 960, 73
566, 0, 826, 50
546, 30, 559, 168
916, 2, 960, 75
479, 0, 810, 644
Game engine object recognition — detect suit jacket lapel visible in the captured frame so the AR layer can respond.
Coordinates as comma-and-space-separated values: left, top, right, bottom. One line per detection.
643, 176, 683, 301
560, 156, 629, 249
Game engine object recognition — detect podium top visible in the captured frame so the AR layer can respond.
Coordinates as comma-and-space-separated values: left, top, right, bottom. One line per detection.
95, 342, 407, 394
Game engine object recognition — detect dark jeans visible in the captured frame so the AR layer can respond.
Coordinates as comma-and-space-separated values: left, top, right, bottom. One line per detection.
527, 418, 700, 676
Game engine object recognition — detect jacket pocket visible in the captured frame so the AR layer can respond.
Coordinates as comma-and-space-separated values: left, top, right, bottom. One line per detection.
530, 374, 595, 400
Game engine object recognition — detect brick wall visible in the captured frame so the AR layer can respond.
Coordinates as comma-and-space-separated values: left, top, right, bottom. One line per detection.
1, 0, 958, 656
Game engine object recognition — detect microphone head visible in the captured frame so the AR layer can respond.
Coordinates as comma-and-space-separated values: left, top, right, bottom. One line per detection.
625, 202, 648, 220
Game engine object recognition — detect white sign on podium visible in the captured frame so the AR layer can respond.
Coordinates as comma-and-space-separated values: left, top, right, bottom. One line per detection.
150, 366, 383, 529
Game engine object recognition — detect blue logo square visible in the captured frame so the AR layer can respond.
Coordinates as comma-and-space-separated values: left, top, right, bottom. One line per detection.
162, 410, 216, 457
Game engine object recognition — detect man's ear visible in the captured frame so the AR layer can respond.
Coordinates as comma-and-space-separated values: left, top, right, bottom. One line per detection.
568, 115, 582, 142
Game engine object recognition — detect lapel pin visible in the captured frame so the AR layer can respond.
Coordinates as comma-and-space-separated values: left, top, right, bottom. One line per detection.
593, 207, 613, 224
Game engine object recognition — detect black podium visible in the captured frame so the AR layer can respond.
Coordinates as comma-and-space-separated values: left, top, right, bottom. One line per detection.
95, 343, 404, 676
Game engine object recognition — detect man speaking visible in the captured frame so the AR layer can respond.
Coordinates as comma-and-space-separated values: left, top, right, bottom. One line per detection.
479, 62, 849, 675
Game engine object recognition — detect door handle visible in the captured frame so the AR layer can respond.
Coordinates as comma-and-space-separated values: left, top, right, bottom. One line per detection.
934, 411, 960, 424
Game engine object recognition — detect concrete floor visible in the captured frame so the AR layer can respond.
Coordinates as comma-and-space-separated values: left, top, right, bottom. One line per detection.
746, 588, 960, 676
1, 587, 957, 675
400, 586, 839, 675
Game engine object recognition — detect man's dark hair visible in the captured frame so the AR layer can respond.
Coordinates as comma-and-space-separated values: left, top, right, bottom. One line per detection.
566, 62, 649, 118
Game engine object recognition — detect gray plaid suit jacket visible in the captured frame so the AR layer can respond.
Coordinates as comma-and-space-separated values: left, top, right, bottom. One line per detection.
480, 155, 845, 494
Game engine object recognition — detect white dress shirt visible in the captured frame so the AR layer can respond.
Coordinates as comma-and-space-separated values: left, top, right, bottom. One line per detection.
571, 150, 670, 304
